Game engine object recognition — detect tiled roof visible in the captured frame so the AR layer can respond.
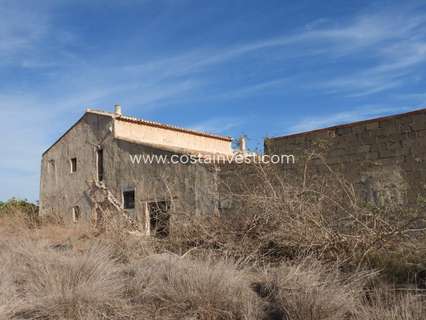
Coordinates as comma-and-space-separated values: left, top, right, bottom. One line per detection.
87, 109, 232, 142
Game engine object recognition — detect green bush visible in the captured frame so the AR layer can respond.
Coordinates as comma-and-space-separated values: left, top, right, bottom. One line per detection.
0, 198, 39, 222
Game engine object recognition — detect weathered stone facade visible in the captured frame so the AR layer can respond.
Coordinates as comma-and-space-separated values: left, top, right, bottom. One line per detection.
265, 108, 426, 206
40, 109, 230, 235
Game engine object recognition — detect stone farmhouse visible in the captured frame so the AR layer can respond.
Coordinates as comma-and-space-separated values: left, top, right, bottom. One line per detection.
40, 106, 235, 236
40, 105, 426, 236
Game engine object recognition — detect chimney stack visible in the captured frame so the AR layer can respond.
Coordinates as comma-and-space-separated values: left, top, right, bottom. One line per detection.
114, 104, 122, 116
239, 136, 246, 153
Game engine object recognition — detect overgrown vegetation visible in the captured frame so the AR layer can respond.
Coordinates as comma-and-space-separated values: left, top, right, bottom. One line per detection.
0, 198, 39, 228
168, 161, 426, 287
0, 198, 38, 216
0, 165, 425, 319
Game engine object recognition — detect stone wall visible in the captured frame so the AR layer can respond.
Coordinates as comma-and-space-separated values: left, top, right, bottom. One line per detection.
40, 112, 220, 229
40, 112, 113, 221
264, 108, 426, 206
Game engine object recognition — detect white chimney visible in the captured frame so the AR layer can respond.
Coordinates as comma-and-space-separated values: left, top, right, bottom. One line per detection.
114, 104, 122, 116
239, 136, 246, 153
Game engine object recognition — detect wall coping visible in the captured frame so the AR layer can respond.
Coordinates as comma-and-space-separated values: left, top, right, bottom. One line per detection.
268, 107, 426, 141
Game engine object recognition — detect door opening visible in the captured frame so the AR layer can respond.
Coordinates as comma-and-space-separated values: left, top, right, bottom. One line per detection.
148, 201, 170, 238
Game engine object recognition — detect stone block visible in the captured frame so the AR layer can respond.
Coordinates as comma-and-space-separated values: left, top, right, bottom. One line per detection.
352, 125, 366, 134
399, 123, 414, 134
335, 127, 352, 136
365, 152, 379, 160
411, 114, 426, 131
325, 157, 342, 165
358, 145, 371, 153
379, 148, 397, 159
366, 121, 379, 130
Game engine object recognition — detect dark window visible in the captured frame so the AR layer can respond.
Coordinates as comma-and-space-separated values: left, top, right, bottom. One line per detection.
149, 201, 170, 238
70, 158, 77, 173
97, 148, 104, 181
48, 159, 55, 173
123, 190, 135, 209
72, 206, 81, 222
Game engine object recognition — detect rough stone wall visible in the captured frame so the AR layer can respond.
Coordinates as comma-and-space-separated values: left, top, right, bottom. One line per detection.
104, 138, 219, 233
264, 109, 426, 206
39, 113, 113, 222
40, 112, 219, 230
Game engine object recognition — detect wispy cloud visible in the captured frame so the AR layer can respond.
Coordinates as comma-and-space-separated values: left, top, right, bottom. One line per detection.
1, 1, 426, 201
3, 2, 423, 102
314, 9, 426, 96
126, 5, 426, 98
215, 78, 290, 100
396, 92, 426, 106
0, 94, 53, 200
0, 1, 49, 62
321, 40, 426, 97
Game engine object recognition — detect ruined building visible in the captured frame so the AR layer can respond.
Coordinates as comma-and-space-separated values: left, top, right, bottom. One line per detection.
40, 106, 426, 235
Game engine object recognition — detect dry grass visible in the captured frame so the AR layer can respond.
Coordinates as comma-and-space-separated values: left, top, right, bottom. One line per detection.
0, 239, 128, 320
255, 258, 369, 320
356, 289, 426, 320
128, 254, 261, 320
1, 162, 425, 320
0, 221, 424, 319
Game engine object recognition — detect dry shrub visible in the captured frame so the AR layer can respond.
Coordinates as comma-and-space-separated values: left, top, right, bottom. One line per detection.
1, 164, 426, 319
0, 209, 39, 238
0, 199, 39, 231
0, 239, 128, 320
128, 253, 262, 320
256, 257, 371, 320
356, 289, 426, 320
168, 162, 426, 285
92, 209, 158, 264
40, 211, 65, 226
0, 242, 21, 317
0, 216, 425, 320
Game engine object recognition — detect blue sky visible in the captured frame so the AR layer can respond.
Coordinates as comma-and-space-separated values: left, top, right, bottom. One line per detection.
1, 0, 426, 201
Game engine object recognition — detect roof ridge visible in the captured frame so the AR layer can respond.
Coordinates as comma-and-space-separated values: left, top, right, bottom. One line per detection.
86, 109, 232, 141
86, 108, 115, 116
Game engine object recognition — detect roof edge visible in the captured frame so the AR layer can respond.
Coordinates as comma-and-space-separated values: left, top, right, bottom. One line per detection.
86, 108, 232, 141
116, 115, 232, 142
42, 108, 232, 157
115, 136, 233, 156
42, 113, 86, 157
42, 110, 113, 156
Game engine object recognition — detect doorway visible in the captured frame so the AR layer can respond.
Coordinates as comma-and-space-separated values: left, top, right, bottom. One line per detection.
148, 201, 170, 238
